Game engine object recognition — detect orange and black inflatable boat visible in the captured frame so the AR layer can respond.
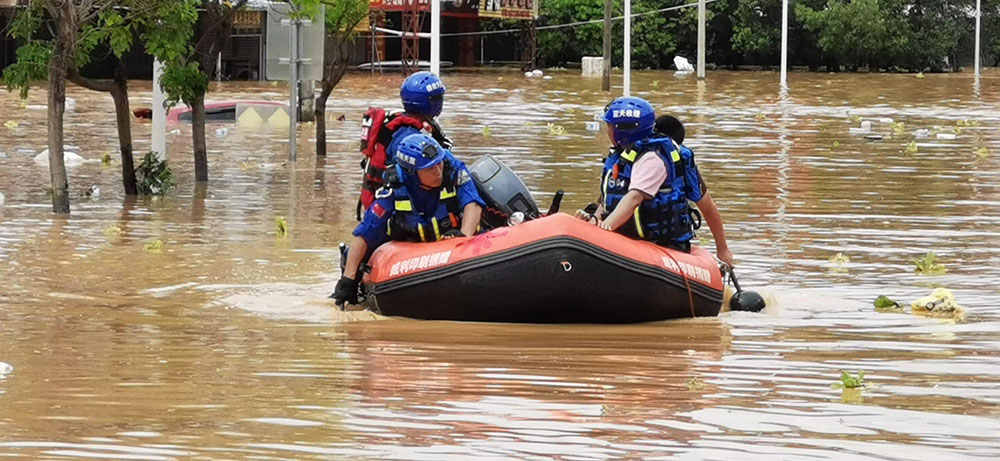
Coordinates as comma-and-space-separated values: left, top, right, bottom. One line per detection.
361, 213, 724, 323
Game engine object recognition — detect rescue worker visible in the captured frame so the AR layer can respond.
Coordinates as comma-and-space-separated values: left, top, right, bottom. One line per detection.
358, 71, 453, 216
584, 96, 734, 267
332, 133, 485, 308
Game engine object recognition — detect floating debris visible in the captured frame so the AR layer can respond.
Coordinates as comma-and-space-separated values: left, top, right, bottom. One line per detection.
911, 288, 964, 318
546, 123, 566, 136
4, 120, 18, 130
914, 251, 946, 275
101, 152, 112, 164
585, 121, 600, 132
84, 185, 100, 199
103, 224, 123, 238
0, 361, 12, 376
214, 128, 228, 138
832, 371, 866, 390
686, 377, 704, 391
890, 121, 905, 135
864, 134, 884, 141
976, 147, 990, 158
916, 72, 926, 78
912, 129, 930, 138
832, 141, 840, 148
936, 133, 957, 140
275, 216, 289, 237
873, 295, 903, 311
143, 239, 163, 253
829, 252, 850, 264
651, 80, 660, 88
755, 112, 766, 121
905, 141, 918, 154
481, 125, 491, 137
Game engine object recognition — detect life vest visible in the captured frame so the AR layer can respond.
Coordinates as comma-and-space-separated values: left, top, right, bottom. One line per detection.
601, 137, 700, 246
358, 108, 450, 220
385, 164, 462, 242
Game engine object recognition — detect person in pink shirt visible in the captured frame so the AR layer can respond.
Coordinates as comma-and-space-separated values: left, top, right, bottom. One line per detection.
578, 97, 734, 267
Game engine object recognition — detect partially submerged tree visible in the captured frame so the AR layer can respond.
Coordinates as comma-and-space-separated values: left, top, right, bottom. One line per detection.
2, 0, 116, 213
71, 6, 140, 195
311, 0, 367, 157
147, 0, 247, 182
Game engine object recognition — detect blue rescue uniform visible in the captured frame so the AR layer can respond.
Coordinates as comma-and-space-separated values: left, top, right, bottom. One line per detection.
353, 157, 485, 251
601, 137, 703, 249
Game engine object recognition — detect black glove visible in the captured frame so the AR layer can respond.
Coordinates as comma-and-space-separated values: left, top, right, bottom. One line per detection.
331, 276, 359, 309
441, 228, 465, 239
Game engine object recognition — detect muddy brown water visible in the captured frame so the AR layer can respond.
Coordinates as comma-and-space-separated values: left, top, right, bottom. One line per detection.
1, 70, 1000, 459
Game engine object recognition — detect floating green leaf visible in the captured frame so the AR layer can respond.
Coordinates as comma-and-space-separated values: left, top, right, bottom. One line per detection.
832, 370, 866, 389
874, 295, 902, 310
651, 80, 660, 88
101, 152, 112, 164
890, 121, 905, 135
546, 123, 566, 136
905, 141, 918, 154
103, 224, 123, 238
143, 239, 163, 252
914, 251, 946, 275
275, 216, 289, 237
976, 147, 990, 158
829, 252, 850, 264
832, 140, 840, 148
481, 125, 491, 137
915, 72, 925, 79
755, 112, 766, 121
686, 377, 704, 391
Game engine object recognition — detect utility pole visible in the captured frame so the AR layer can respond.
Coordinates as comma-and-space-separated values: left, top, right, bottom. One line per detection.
623, 0, 631, 96
431, 0, 440, 75
602, 0, 611, 91
697, 0, 705, 79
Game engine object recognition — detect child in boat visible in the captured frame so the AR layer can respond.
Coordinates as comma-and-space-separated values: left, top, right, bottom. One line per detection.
585, 98, 734, 267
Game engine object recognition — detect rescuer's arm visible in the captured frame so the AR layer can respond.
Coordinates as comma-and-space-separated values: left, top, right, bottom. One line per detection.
599, 190, 648, 231
695, 192, 733, 267
460, 202, 483, 236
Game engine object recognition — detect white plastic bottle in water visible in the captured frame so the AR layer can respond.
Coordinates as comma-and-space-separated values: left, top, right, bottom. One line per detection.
507, 211, 525, 226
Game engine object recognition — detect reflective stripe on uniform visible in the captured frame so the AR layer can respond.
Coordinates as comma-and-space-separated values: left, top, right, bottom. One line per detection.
633, 207, 644, 238
417, 223, 426, 242
395, 200, 413, 211
431, 217, 441, 240
670, 149, 681, 163
622, 149, 638, 162
440, 188, 457, 200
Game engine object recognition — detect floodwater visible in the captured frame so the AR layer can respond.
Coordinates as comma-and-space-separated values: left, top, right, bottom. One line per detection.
2, 69, 1000, 459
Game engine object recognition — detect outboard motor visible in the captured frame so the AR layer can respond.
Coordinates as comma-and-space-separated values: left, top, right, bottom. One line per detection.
470, 155, 541, 230
726, 266, 766, 312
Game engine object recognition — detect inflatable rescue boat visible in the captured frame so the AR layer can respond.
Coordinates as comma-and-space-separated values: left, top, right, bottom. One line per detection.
361, 212, 724, 323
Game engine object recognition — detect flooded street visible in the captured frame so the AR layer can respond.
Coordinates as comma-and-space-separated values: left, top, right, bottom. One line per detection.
2, 69, 1000, 459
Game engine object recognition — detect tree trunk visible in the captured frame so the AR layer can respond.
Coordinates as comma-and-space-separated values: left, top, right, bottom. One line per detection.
47, 41, 70, 214
191, 93, 208, 182
111, 60, 137, 195
315, 92, 327, 157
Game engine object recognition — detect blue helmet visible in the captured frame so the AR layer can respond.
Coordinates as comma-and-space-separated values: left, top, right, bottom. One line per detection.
395, 133, 445, 171
602, 97, 655, 146
400, 72, 446, 117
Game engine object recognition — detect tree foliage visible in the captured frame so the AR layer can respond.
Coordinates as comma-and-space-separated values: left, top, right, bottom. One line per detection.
537, 0, 994, 72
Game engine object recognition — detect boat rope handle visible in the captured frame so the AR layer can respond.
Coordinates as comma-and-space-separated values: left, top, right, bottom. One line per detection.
662, 251, 697, 318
